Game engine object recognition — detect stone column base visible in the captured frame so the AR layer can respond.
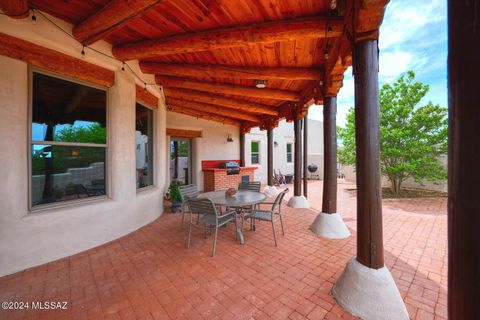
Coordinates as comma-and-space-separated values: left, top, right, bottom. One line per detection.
332, 257, 409, 320
287, 195, 310, 208
310, 212, 351, 239
263, 185, 279, 197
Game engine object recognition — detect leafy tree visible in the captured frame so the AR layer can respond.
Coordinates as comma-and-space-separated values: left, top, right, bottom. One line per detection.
338, 71, 448, 197
55, 123, 106, 144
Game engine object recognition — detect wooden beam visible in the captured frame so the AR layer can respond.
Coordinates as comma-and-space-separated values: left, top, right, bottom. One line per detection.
113, 16, 343, 60
354, 39, 384, 269
0, 0, 29, 18
164, 87, 279, 116
166, 97, 261, 123
167, 105, 242, 127
448, 1, 480, 319
156, 76, 299, 101
141, 62, 322, 81
322, 97, 337, 213
73, 0, 162, 45
136, 85, 158, 109
166, 128, 202, 138
0, 32, 114, 87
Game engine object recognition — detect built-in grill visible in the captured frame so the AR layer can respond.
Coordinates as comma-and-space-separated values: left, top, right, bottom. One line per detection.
219, 161, 240, 175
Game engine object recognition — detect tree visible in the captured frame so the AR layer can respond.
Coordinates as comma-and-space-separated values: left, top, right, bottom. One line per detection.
338, 71, 448, 197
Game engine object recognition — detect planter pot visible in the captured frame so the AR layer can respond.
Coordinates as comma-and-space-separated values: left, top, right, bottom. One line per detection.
171, 200, 182, 213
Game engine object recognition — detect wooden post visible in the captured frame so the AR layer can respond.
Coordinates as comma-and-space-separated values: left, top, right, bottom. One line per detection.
303, 114, 308, 198
267, 128, 274, 186
173, 141, 179, 179
322, 96, 337, 213
354, 39, 384, 269
294, 118, 302, 196
240, 133, 245, 167
448, 1, 480, 318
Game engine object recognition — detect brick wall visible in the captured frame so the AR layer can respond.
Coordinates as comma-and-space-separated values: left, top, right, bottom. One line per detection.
203, 168, 255, 191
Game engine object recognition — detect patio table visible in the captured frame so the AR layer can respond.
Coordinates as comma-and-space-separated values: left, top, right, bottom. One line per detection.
198, 190, 266, 245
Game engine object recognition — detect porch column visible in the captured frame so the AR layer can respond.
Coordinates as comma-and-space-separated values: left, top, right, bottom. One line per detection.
303, 114, 308, 198
173, 140, 179, 179
288, 118, 309, 208
263, 127, 278, 196
310, 96, 350, 238
448, 1, 480, 318
240, 133, 245, 167
332, 39, 408, 320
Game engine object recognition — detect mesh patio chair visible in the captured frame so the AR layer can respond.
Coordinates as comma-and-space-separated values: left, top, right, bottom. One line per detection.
243, 188, 289, 246
186, 198, 237, 256
179, 184, 199, 230
238, 181, 261, 192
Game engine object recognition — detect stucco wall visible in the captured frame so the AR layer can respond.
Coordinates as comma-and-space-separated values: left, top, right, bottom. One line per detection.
0, 15, 168, 276
166, 112, 240, 191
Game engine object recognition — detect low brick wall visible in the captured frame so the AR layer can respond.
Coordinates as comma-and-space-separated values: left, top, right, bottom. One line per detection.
203, 168, 255, 191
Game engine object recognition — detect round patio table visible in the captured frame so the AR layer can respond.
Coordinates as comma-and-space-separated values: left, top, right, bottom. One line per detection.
198, 190, 266, 244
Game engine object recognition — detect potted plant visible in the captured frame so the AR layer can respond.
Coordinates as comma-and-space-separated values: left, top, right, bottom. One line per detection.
168, 180, 184, 213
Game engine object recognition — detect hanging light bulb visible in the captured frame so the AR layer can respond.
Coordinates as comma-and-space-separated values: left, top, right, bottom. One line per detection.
324, 50, 329, 60
31, 9, 37, 25
81, 45, 85, 56
327, 25, 333, 33
144, 83, 147, 92
121, 62, 125, 71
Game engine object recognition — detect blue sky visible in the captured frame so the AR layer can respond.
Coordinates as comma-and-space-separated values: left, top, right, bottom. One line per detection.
308, 0, 448, 127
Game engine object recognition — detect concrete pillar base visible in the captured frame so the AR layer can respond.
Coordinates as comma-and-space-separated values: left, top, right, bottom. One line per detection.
332, 257, 409, 320
287, 195, 310, 208
263, 185, 279, 197
310, 212, 351, 239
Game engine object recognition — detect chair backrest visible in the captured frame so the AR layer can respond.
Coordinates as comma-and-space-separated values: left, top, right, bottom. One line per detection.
186, 198, 218, 222
238, 181, 261, 192
179, 184, 199, 202
271, 188, 289, 213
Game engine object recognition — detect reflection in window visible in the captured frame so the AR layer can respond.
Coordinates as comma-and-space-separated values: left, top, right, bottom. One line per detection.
136, 103, 153, 189
30, 72, 107, 208
251, 141, 260, 164
286, 143, 293, 163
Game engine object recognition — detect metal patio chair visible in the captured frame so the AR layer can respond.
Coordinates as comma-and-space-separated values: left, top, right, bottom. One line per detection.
243, 188, 289, 246
179, 184, 199, 230
186, 198, 237, 256
238, 181, 262, 192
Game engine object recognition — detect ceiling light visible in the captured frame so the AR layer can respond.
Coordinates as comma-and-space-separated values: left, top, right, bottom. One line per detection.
255, 80, 267, 89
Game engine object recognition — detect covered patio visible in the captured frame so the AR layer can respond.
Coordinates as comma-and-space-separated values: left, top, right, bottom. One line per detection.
0, 181, 447, 320
0, 0, 479, 319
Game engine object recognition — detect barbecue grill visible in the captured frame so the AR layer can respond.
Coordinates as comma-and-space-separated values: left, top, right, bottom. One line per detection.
219, 161, 240, 175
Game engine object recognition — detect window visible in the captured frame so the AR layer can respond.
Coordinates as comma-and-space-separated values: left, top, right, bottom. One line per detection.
30, 71, 107, 208
251, 141, 260, 164
286, 143, 293, 163
136, 103, 153, 189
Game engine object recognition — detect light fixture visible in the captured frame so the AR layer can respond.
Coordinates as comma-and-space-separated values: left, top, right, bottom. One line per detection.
31, 9, 37, 25
324, 50, 329, 60
255, 79, 267, 89
227, 134, 233, 142
327, 25, 333, 33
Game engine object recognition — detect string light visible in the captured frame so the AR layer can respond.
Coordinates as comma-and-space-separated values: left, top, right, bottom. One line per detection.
144, 82, 147, 92
32, 9, 158, 90
31, 9, 36, 25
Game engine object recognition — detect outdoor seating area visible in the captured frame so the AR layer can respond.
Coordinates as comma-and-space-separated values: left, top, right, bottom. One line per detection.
0, 181, 447, 320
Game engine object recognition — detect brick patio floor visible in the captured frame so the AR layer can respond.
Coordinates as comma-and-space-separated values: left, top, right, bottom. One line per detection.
0, 180, 447, 320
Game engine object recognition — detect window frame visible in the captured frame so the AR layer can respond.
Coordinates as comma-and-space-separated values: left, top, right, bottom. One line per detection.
251, 141, 260, 165
135, 102, 154, 191
28, 67, 109, 212
286, 143, 293, 163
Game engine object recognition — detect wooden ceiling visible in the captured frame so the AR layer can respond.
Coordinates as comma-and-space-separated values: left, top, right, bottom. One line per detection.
1, 0, 389, 131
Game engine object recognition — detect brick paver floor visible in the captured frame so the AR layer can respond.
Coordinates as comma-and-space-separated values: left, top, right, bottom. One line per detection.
0, 180, 447, 320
